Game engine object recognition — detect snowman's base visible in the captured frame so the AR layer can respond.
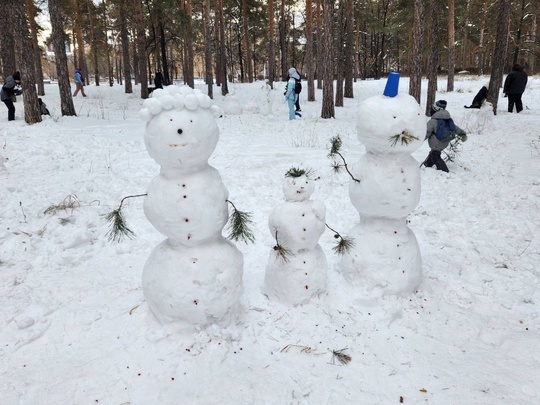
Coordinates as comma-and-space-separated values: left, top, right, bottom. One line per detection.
340, 218, 422, 300
264, 245, 327, 306
142, 238, 244, 329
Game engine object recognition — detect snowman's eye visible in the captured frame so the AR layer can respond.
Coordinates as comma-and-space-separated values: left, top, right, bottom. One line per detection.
170, 119, 173, 121
177, 129, 183, 134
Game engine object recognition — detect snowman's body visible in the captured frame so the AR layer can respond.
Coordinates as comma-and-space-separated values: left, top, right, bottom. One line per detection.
140, 86, 243, 328
341, 94, 426, 300
264, 174, 327, 305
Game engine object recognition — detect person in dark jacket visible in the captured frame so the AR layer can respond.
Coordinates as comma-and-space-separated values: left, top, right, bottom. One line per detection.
1, 71, 21, 121
73, 68, 87, 97
422, 100, 467, 173
154, 71, 163, 89
503, 64, 528, 113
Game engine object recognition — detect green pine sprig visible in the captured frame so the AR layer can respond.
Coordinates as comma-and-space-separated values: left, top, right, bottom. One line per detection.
272, 230, 293, 262
389, 130, 420, 147
285, 167, 313, 178
325, 223, 355, 255
103, 193, 146, 243
328, 136, 360, 183
226, 200, 255, 244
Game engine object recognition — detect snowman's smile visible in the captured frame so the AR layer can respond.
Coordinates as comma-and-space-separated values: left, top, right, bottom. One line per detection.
168, 143, 188, 148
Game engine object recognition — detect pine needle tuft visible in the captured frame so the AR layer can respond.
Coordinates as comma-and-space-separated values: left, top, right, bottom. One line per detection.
272, 230, 293, 262
333, 236, 355, 255
328, 135, 343, 157
226, 200, 255, 244
331, 347, 352, 365
285, 167, 313, 178
103, 208, 135, 243
389, 130, 420, 147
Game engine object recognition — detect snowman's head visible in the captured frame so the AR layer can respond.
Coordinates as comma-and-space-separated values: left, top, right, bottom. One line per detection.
282, 168, 315, 201
356, 94, 426, 154
140, 86, 220, 170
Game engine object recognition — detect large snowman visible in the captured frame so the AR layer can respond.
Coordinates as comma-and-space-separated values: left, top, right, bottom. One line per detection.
264, 168, 327, 305
341, 76, 426, 300
139, 86, 243, 329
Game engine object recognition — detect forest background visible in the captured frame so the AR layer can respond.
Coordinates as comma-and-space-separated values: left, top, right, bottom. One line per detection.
0, 0, 538, 122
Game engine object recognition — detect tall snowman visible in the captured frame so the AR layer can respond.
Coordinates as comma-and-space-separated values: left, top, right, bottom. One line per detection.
139, 86, 243, 329
340, 74, 426, 300
264, 168, 327, 305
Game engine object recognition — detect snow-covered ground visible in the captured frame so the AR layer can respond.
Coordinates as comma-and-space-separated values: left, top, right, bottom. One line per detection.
1, 75, 539, 404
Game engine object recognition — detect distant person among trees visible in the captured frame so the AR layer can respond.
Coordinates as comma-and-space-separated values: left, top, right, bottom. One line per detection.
1, 71, 21, 121
503, 64, 528, 113
73, 68, 87, 97
154, 71, 164, 89
284, 67, 301, 120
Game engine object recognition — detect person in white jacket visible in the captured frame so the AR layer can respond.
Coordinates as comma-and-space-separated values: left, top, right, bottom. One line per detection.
285, 67, 300, 120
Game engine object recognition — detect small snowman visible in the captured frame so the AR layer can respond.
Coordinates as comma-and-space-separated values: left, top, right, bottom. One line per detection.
330, 73, 426, 300
264, 168, 327, 305
222, 89, 243, 115
139, 85, 244, 329
259, 80, 273, 117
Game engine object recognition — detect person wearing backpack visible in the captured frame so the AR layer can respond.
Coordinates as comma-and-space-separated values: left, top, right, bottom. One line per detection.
1, 71, 21, 121
503, 64, 528, 113
293, 68, 302, 113
285, 67, 300, 120
422, 100, 467, 173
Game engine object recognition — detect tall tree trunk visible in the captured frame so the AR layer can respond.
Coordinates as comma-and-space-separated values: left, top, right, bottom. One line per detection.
447, 0, 455, 91
13, 1, 41, 123
280, 0, 287, 81
159, 23, 170, 85
242, 0, 253, 82
321, 0, 334, 118
204, 0, 213, 98
134, 0, 149, 98
335, 0, 345, 107
487, 0, 511, 115
409, 0, 425, 103
0, 0, 16, 78
74, 0, 88, 77
184, 0, 195, 87
26, 0, 45, 96
87, 0, 100, 86
343, 0, 354, 98
268, 0, 275, 88
48, 0, 77, 116
102, 0, 113, 87
512, 0, 527, 64
426, 0, 440, 116
306, 0, 315, 101
217, 0, 228, 95
119, 0, 132, 93
316, 0, 322, 89
477, 0, 488, 75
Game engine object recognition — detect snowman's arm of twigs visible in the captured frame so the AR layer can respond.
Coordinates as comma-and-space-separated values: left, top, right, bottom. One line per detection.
226, 200, 255, 244
325, 223, 354, 255
328, 136, 360, 183
104, 193, 147, 243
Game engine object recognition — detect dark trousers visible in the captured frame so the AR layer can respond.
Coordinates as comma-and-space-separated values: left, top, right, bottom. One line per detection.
3, 99, 15, 121
424, 150, 449, 172
295, 96, 301, 111
508, 93, 523, 113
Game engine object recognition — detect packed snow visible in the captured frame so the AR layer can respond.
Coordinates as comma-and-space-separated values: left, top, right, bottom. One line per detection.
0, 75, 539, 404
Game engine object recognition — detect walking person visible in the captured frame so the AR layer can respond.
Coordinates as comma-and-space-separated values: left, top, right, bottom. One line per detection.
154, 71, 164, 89
503, 64, 528, 113
1, 71, 21, 121
422, 100, 467, 173
73, 67, 87, 97
293, 68, 302, 113
285, 67, 299, 120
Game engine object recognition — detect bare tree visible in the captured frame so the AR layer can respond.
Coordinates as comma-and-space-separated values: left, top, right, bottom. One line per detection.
133, 0, 149, 98
425, 0, 440, 116
447, 0, 455, 91
316, 0, 322, 89
204, 0, 213, 98
26, 0, 45, 96
306, 0, 315, 101
487, 0, 511, 115
0, 0, 16, 78
87, 0, 100, 86
119, 0, 132, 93
335, 0, 345, 107
48, 0, 76, 116
279, 0, 287, 81
268, 0, 275, 88
344, 0, 354, 99
321, 0, 334, 118
242, 0, 253, 82
217, 0, 228, 95
408, 0, 425, 103
13, 0, 41, 123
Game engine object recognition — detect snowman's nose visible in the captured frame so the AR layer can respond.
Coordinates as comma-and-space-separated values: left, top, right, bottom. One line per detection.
177, 129, 183, 135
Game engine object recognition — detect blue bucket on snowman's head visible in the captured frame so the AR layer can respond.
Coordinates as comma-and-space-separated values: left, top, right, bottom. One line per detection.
383, 72, 400, 97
